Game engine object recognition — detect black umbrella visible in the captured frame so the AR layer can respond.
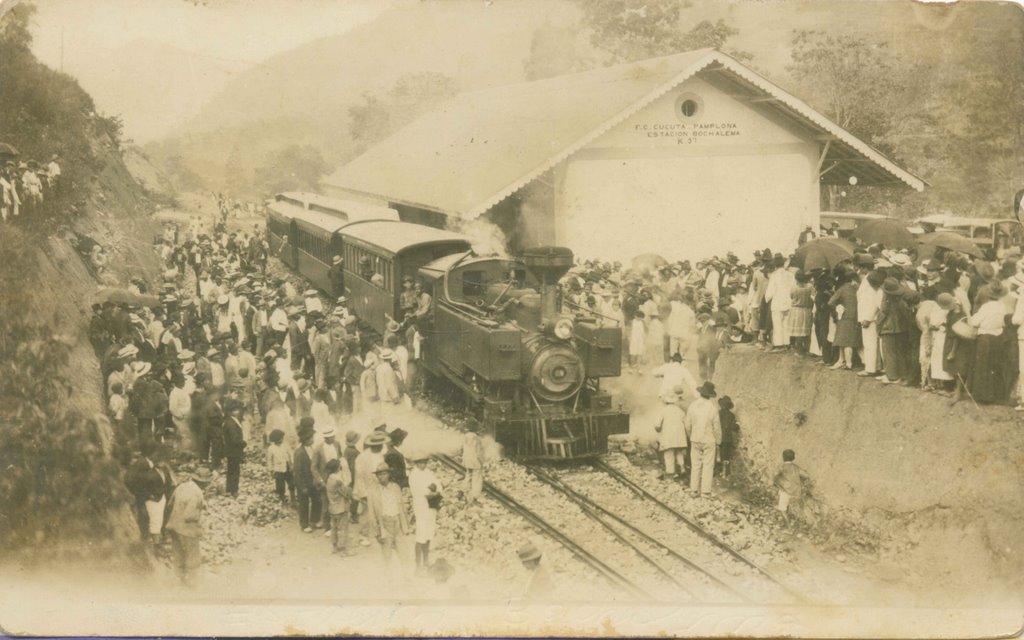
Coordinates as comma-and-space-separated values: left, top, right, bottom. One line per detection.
917, 231, 985, 259
850, 218, 915, 249
0, 142, 19, 157
793, 238, 855, 270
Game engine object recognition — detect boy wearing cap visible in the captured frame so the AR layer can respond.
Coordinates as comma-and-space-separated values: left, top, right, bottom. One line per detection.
685, 381, 722, 498
166, 466, 212, 586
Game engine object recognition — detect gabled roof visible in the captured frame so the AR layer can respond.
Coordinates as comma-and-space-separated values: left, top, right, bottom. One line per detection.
324, 49, 926, 219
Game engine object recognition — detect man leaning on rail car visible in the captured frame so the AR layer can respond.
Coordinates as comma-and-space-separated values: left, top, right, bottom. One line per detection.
328, 256, 344, 297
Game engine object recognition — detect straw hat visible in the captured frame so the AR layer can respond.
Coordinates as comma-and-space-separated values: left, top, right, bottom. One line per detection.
517, 541, 542, 562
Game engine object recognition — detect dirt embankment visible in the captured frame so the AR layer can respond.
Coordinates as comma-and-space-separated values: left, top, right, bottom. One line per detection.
716, 347, 1024, 592
6, 136, 166, 417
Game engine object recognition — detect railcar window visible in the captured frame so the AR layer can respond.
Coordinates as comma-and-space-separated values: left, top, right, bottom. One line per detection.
463, 270, 487, 296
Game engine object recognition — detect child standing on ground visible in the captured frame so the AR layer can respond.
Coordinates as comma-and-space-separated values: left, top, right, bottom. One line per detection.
773, 449, 812, 526
325, 457, 353, 555
266, 428, 294, 504
717, 396, 739, 478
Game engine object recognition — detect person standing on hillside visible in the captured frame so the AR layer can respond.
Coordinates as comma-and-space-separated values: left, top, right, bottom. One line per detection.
685, 381, 721, 498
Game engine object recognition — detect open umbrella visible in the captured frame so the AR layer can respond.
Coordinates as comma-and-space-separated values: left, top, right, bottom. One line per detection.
917, 231, 985, 258
850, 218, 915, 249
630, 253, 668, 273
94, 287, 162, 308
0, 142, 19, 158
793, 238, 855, 270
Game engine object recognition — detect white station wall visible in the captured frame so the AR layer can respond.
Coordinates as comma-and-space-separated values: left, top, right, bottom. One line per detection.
554, 76, 820, 262
560, 152, 814, 262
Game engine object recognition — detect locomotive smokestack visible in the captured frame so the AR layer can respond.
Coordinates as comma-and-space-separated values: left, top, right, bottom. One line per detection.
521, 246, 574, 323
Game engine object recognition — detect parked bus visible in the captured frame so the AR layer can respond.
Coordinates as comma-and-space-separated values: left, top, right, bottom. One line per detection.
916, 214, 1024, 258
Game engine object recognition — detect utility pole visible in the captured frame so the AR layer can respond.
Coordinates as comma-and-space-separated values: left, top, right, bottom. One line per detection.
60, 27, 64, 72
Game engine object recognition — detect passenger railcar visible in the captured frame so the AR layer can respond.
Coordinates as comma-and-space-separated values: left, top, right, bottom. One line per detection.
268, 197, 629, 458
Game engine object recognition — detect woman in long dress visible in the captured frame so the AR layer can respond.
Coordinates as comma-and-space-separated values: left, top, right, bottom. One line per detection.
408, 454, 443, 575
788, 272, 814, 354
928, 293, 954, 391
827, 271, 860, 370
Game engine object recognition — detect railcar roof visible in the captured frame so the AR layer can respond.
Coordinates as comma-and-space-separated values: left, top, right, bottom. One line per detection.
341, 220, 470, 254
277, 191, 399, 222
288, 208, 350, 233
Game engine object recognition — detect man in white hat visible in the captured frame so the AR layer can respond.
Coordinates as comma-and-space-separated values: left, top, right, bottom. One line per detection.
328, 256, 345, 297
375, 348, 405, 413
654, 386, 688, 481
313, 423, 345, 530
365, 461, 409, 569
517, 540, 553, 600
304, 289, 323, 315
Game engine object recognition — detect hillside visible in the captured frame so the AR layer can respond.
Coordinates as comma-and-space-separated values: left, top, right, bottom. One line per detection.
0, 3, 165, 556
68, 39, 246, 143
144, 0, 586, 197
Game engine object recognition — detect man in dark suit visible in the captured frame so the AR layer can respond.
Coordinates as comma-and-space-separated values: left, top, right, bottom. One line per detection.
204, 390, 225, 468
223, 401, 247, 497
292, 417, 322, 532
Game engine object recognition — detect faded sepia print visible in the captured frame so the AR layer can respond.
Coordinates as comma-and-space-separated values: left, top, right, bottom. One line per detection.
0, 0, 1022, 636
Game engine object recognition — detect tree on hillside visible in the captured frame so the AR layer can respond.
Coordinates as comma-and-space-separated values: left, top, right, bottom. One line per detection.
945, 11, 1024, 214
523, 23, 590, 80
786, 30, 938, 214
348, 72, 459, 154
252, 144, 331, 196
575, 0, 748, 63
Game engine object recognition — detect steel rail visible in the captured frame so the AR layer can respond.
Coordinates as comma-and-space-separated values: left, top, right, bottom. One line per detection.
524, 464, 698, 599
433, 454, 651, 601
591, 458, 803, 601
529, 465, 747, 602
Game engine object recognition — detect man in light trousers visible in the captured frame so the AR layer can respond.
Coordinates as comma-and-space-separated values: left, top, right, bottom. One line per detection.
686, 381, 722, 497
857, 268, 885, 376
763, 256, 794, 350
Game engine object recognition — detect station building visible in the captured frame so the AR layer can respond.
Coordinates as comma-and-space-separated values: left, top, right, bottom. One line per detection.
323, 48, 925, 261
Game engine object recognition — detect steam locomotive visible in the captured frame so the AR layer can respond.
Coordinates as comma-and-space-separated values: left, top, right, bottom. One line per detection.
267, 193, 629, 458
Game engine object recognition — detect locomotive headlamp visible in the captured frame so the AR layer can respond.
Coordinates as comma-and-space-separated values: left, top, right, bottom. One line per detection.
553, 317, 574, 340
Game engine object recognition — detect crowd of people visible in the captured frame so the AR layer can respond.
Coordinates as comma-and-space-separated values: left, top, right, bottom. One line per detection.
566, 235, 1024, 408
0, 153, 61, 221
95, 215, 490, 586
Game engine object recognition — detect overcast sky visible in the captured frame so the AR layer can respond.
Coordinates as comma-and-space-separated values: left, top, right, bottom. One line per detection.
29, 0, 392, 73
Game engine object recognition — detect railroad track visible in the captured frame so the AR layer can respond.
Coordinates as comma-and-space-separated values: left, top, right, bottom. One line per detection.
432, 454, 651, 601
524, 463, 747, 602
565, 458, 802, 603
